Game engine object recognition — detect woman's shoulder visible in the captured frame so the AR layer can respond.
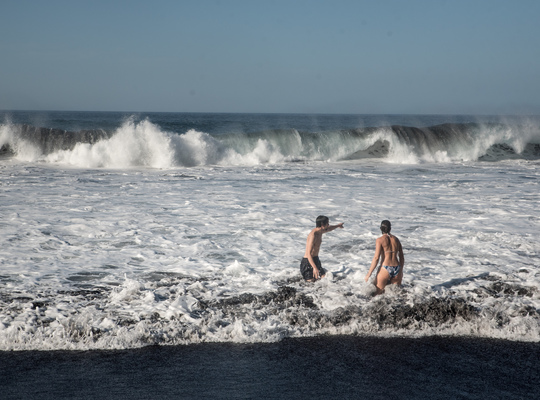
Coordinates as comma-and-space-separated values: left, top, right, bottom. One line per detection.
378, 235, 390, 244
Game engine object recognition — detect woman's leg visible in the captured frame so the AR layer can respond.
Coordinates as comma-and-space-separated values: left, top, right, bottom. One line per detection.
375, 267, 389, 295
390, 267, 403, 286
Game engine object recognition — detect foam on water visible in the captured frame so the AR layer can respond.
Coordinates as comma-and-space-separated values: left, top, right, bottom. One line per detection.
0, 153, 539, 350
2, 116, 540, 168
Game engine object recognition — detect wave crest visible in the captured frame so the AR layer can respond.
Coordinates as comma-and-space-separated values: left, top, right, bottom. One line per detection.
1, 118, 539, 168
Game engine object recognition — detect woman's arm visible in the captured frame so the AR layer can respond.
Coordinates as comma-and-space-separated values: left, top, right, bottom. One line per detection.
365, 239, 382, 282
397, 238, 405, 268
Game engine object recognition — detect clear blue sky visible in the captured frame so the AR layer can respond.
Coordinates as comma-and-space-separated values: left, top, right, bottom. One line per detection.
1, 0, 539, 114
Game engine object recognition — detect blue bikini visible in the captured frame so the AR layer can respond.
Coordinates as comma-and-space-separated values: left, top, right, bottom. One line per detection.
383, 265, 401, 278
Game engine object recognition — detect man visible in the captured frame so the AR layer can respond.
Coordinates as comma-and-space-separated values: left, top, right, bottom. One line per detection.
300, 215, 344, 281
365, 220, 404, 295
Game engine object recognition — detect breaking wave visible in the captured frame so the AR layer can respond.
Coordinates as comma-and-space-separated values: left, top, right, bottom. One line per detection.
1, 117, 540, 168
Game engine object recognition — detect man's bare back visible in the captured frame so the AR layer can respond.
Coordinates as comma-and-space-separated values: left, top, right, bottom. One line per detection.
300, 216, 344, 281
304, 228, 324, 258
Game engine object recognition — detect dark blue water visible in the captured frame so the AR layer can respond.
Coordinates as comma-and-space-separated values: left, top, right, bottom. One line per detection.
2, 336, 538, 399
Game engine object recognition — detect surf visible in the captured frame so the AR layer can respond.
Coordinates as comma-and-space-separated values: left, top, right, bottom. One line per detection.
1, 112, 539, 351
1, 117, 540, 168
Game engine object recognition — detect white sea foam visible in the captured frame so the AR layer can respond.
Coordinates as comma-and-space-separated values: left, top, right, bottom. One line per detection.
0, 153, 539, 350
1, 115, 539, 350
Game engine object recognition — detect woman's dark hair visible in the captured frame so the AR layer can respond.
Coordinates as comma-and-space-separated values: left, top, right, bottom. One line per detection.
380, 220, 391, 234
316, 215, 329, 227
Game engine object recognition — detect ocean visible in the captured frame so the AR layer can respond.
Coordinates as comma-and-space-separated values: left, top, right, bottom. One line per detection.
1, 111, 539, 398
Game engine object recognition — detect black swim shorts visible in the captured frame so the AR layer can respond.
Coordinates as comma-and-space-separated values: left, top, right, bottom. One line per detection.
300, 256, 326, 281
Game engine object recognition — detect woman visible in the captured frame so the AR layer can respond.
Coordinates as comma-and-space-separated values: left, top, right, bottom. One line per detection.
365, 220, 404, 295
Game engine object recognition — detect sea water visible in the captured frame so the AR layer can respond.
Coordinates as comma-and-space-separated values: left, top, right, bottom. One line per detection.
0, 112, 539, 352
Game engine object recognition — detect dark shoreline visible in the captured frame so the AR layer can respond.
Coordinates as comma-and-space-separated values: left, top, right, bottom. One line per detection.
2, 335, 539, 399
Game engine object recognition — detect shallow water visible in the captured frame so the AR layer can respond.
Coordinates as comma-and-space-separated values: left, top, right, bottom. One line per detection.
1, 159, 539, 350
0, 112, 539, 351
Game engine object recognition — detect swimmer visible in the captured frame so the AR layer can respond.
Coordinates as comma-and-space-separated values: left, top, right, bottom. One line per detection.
365, 220, 404, 295
300, 215, 344, 282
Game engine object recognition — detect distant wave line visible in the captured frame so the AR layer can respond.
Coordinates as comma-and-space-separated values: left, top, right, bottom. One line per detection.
1, 121, 540, 166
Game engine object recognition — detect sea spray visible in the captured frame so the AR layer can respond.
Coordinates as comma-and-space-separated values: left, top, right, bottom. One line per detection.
1, 118, 540, 166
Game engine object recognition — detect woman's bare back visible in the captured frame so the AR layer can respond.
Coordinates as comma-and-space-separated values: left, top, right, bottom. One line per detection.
380, 234, 401, 266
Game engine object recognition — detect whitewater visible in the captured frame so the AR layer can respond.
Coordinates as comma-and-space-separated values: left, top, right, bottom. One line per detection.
1, 112, 539, 351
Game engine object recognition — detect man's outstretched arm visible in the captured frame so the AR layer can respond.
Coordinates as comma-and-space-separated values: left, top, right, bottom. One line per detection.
322, 223, 344, 233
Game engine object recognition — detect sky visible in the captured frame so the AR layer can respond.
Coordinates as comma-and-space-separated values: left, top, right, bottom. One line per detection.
1, 0, 539, 115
